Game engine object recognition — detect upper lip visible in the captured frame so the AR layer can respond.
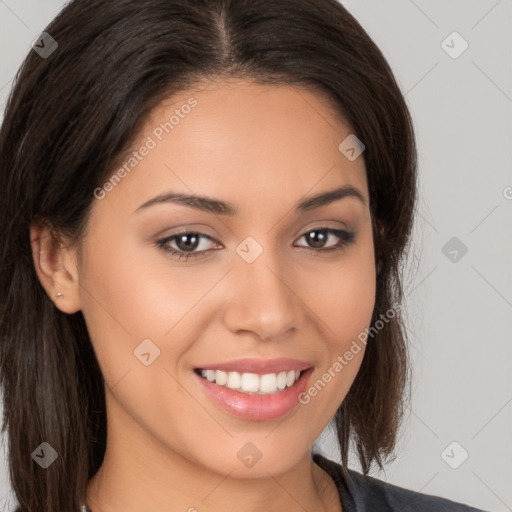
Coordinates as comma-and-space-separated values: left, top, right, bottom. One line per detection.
195, 358, 313, 374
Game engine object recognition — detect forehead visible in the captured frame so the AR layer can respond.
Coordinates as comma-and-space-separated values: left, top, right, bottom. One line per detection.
96, 79, 368, 218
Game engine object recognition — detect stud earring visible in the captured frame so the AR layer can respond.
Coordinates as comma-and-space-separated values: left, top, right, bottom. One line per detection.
55, 292, 63, 298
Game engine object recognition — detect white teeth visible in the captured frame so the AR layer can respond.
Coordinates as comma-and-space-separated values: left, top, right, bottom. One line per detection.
226, 371, 241, 389
286, 370, 295, 387
276, 371, 287, 390
260, 373, 277, 393
240, 372, 260, 392
215, 370, 227, 386
199, 369, 303, 394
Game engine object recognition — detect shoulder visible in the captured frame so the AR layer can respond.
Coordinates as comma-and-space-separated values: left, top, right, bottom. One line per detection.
344, 465, 488, 512
312, 453, 491, 512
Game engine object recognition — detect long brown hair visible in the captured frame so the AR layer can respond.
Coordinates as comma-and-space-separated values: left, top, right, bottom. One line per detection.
0, 0, 417, 509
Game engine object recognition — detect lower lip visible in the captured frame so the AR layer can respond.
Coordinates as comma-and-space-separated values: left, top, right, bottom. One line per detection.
193, 368, 314, 421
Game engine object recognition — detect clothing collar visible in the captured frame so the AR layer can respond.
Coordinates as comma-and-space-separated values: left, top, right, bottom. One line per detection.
312, 452, 362, 512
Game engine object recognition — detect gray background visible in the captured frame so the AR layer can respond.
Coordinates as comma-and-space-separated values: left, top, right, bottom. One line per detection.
0, 1, 511, 511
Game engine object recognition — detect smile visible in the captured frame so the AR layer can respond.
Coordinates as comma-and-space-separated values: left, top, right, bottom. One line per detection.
196, 369, 302, 395
193, 366, 314, 421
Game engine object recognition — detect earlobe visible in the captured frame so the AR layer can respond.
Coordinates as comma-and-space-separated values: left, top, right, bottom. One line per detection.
29, 221, 82, 314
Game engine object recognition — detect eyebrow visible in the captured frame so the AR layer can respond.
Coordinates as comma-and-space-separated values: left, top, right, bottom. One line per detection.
134, 184, 366, 215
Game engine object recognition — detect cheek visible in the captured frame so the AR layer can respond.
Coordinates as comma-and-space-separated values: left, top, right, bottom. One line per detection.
315, 265, 375, 335
77, 227, 229, 385
312, 233, 376, 348
299, 235, 376, 411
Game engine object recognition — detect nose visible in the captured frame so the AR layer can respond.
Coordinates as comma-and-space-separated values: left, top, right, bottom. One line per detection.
222, 244, 304, 342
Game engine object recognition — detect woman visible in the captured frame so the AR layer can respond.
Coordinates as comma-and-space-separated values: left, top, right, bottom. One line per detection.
0, 0, 489, 511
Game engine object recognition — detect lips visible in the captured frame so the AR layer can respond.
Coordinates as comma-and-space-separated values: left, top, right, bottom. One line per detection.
192, 358, 314, 421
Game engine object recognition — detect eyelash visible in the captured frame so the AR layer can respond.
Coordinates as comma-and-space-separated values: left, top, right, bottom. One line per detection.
155, 227, 356, 261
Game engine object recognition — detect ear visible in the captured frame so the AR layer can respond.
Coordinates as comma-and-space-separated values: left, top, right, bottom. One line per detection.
30, 220, 82, 314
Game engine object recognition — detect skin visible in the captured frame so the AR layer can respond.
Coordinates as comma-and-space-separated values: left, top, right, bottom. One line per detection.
30, 78, 376, 512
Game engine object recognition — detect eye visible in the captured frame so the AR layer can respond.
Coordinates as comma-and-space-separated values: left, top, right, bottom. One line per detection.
156, 231, 219, 261
294, 228, 356, 252
156, 227, 356, 261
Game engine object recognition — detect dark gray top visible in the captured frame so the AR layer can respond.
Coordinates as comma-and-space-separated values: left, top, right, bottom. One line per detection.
312, 452, 490, 511
76, 453, 490, 512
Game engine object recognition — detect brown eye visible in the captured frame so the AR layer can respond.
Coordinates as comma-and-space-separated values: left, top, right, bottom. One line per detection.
156, 227, 356, 262
295, 228, 356, 251
156, 232, 218, 261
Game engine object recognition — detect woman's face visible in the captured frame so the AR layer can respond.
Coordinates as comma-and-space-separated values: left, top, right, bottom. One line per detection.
73, 79, 376, 478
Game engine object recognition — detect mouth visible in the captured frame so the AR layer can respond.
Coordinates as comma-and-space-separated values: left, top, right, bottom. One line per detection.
192, 365, 314, 421
193, 367, 304, 395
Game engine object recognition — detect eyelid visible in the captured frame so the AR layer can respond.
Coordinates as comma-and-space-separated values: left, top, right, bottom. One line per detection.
155, 224, 356, 261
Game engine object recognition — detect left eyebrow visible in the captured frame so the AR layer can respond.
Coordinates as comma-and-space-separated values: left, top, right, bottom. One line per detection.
133, 184, 366, 215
